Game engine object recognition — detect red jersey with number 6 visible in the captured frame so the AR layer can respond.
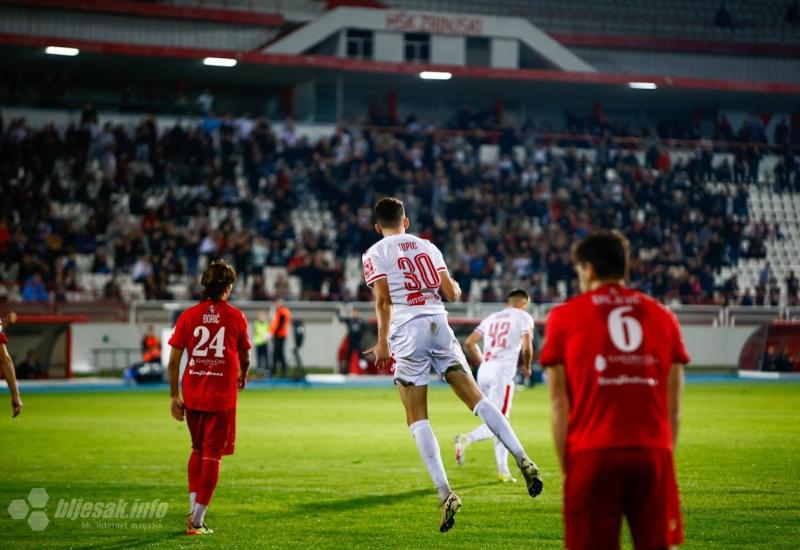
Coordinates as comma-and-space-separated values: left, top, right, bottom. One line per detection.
168, 300, 251, 412
539, 283, 690, 452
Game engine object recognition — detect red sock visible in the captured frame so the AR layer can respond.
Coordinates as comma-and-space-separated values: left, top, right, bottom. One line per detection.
188, 450, 202, 494
196, 456, 221, 506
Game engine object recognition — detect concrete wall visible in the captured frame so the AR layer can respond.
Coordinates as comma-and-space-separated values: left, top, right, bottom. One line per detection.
681, 326, 754, 367
71, 320, 756, 374
491, 37, 519, 69
431, 34, 465, 66
374, 31, 404, 63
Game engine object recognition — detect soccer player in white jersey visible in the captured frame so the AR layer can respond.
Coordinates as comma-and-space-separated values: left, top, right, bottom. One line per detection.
455, 289, 534, 482
362, 197, 543, 533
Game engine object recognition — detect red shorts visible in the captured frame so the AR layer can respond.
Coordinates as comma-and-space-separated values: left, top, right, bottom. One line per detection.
564, 448, 683, 550
186, 409, 236, 458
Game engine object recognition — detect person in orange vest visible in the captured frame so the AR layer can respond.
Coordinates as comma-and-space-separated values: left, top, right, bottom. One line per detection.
270, 299, 291, 378
142, 325, 162, 364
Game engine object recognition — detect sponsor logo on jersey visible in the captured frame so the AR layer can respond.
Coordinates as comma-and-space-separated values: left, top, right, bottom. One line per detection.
406, 292, 427, 306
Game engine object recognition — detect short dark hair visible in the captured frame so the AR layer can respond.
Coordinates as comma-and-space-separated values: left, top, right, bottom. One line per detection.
507, 288, 529, 302
572, 230, 630, 280
201, 259, 237, 301
374, 197, 405, 228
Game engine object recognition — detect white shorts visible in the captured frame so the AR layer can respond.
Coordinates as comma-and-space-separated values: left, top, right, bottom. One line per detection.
389, 314, 469, 386
477, 363, 515, 418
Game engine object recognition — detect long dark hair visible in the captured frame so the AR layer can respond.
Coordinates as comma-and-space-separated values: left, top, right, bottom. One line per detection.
200, 259, 237, 301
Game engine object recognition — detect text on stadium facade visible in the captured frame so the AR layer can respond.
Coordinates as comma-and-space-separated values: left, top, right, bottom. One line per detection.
385, 11, 484, 36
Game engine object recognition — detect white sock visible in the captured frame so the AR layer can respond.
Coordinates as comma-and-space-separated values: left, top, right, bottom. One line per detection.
409, 419, 451, 502
494, 438, 510, 476
465, 423, 493, 444
189, 492, 197, 514
192, 503, 207, 528
473, 398, 525, 463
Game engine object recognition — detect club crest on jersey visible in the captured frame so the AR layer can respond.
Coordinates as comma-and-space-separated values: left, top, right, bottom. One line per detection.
406, 292, 427, 306
594, 354, 607, 372
364, 257, 375, 279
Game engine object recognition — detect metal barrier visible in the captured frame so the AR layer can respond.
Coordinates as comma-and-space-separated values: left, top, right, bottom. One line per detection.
128, 300, 783, 327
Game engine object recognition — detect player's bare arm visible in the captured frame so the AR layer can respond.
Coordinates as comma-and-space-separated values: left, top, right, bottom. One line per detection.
167, 346, 185, 421
464, 330, 483, 367
238, 348, 251, 391
667, 363, 685, 445
0, 343, 23, 418
364, 277, 392, 368
438, 269, 461, 302
547, 364, 569, 474
520, 333, 534, 379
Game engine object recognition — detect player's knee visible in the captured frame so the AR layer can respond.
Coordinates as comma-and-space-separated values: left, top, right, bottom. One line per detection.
202, 448, 223, 461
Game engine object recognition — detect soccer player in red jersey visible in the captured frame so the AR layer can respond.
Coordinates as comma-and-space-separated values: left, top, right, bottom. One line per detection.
0, 312, 23, 417
540, 230, 688, 550
167, 260, 251, 536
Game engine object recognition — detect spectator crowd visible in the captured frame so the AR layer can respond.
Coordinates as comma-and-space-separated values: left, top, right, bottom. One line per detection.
1, 107, 799, 307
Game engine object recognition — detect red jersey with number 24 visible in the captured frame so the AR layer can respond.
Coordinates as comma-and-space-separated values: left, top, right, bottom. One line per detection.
539, 284, 690, 453
168, 300, 251, 412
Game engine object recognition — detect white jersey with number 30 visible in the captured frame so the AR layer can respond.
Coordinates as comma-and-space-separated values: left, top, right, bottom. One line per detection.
475, 308, 534, 380
362, 233, 449, 330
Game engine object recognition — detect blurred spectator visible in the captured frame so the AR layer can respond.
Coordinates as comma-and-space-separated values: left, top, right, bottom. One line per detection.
16, 350, 43, 379
132, 256, 153, 283
786, 0, 799, 24
197, 89, 214, 114
714, 2, 733, 28
250, 273, 270, 301
786, 270, 799, 306
774, 346, 794, 372
270, 299, 291, 378
338, 305, 366, 374
141, 325, 161, 364
22, 274, 48, 302
253, 310, 272, 376
104, 274, 123, 301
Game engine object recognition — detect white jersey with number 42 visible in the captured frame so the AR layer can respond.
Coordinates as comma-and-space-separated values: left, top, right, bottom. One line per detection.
475, 308, 534, 380
362, 233, 449, 330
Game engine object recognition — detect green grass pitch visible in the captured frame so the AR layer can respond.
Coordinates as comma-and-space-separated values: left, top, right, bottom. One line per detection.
1, 382, 798, 549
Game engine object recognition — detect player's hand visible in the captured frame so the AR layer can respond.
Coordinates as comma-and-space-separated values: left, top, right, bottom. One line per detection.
521, 366, 532, 380
1, 311, 17, 329
237, 371, 247, 391
11, 395, 22, 418
170, 396, 185, 421
364, 340, 391, 368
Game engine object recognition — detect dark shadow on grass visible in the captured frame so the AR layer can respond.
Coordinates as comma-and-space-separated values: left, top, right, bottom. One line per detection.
298, 481, 498, 514
78, 530, 185, 550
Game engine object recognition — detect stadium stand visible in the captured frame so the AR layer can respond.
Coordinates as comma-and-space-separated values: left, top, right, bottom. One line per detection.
386, 0, 800, 43
1, 108, 797, 307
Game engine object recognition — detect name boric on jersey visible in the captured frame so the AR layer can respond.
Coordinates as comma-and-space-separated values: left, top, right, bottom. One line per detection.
203, 313, 221, 324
